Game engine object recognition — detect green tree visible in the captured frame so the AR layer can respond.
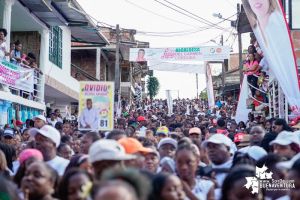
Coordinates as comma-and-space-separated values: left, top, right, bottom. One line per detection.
147, 76, 160, 100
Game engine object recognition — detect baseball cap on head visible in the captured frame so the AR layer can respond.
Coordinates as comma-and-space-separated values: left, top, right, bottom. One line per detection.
29, 125, 61, 147
32, 115, 46, 122
137, 116, 147, 122
269, 131, 300, 146
201, 134, 232, 149
2, 128, 14, 138
118, 138, 153, 154
189, 127, 201, 135
16, 120, 25, 125
155, 126, 169, 136
88, 139, 137, 163
158, 138, 178, 149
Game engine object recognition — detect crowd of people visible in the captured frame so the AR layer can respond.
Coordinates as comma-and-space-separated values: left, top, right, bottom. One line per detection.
1, 97, 300, 200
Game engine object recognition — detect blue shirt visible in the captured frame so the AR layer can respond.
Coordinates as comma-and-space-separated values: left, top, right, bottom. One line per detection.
216, 102, 222, 108
10, 50, 21, 65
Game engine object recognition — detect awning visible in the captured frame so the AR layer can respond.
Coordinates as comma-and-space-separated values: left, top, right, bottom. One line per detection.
18, 0, 109, 45
149, 62, 205, 74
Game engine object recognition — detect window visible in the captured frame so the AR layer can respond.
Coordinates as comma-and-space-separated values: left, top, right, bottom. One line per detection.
49, 26, 63, 68
291, 0, 300, 29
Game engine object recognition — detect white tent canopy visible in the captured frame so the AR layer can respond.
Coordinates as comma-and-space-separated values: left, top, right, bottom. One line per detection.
149, 62, 205, 74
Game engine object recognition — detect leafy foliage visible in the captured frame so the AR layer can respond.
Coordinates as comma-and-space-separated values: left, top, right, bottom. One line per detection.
147, 76, 160, 100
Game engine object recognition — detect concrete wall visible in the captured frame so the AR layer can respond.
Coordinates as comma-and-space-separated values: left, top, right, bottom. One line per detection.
11, 31, 41, 65
229, 53, 247, 74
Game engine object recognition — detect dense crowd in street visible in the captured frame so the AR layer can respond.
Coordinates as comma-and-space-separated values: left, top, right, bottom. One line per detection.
1, 97, 300, 200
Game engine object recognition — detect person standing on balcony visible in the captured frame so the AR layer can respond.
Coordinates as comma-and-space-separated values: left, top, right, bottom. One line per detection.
0, 29, 12, 60
10, 40, 23, 65
79, 99, 99, 130
243, 53, 259, 97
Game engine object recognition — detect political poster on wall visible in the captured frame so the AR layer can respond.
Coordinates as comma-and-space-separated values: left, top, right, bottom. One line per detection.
235, 74, 252, 124
130, 46, 230, 62
242, 0, 300, 116
78, 82, 114, 131
0, 59, 34, 92
204, 62, 215, 110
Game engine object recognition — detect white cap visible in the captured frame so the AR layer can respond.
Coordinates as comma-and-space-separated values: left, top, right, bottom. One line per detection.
158, 138, 178, 149
29, 125, 61, 147
247, 146, 267, 161
269, 131, 300, 146
202, 134, 232, 148
276, 153, 300, 170
88, 139, 137, 163
32, 115, 47, 122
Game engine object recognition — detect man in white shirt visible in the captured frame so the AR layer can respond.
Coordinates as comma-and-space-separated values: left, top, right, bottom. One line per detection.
29, 125, 69, 176
79, 99, 99, 130
47, 112, 57, 127
202, 134, 233, 200
259, 55, 269, 76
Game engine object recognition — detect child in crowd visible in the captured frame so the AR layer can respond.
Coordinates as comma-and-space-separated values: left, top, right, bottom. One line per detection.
257, 71, 268, 103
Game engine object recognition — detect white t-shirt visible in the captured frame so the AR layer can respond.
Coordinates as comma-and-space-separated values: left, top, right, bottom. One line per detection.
238, 146, 251, 153
212, 160, 232, 200
0, 41, 7, 60
185, 178, 214, 200
47, 118, 58, 127
46, 156, 69, 176
259, 57, 269, 76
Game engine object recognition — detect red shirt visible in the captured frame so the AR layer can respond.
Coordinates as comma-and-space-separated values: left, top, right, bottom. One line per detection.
217, 129, 229, 136
254, 95, 264, 107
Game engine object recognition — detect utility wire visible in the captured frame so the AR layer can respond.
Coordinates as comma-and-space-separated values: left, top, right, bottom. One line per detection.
124, 0, 204, 28
163, 0, 226, 30
153, 0, 228, 31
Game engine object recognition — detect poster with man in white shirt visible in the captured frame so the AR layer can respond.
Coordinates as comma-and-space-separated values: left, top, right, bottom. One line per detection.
79, 99, 99, 130
78, 81, 115, 131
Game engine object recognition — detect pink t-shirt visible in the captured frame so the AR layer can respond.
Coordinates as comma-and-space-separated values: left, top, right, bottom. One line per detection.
246, 61, 259, 75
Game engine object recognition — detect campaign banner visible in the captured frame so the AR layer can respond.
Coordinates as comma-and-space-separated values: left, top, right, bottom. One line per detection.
235, 74, 252, 123
0, 59, 34, 93
130, 46, 230, 62
78, 82, 114, 131
204, 62, 215, 110
242, 0, 300, 116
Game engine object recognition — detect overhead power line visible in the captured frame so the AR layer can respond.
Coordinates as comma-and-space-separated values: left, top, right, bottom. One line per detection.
162, 0, 226, 30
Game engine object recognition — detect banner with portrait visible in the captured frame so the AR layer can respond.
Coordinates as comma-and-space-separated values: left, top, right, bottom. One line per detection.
242, 0, 300, 116
0, 59, 34, 93
236, 74, 252, 123
78, 82, 114, 131
130, 46, 230, 62
204, 62, 215, 110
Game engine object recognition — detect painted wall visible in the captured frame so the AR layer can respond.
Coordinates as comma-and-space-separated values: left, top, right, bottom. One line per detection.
0, 99, 42, 129
43, 26, 79, 92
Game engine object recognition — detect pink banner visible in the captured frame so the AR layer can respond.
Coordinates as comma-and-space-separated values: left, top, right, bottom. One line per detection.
242, 0, 300, 116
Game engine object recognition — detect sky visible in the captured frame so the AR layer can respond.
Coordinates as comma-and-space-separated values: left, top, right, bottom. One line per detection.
77, 0, 250, 99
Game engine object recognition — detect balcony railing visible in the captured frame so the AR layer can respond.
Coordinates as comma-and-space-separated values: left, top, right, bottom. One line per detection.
1, 62, 44, 103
